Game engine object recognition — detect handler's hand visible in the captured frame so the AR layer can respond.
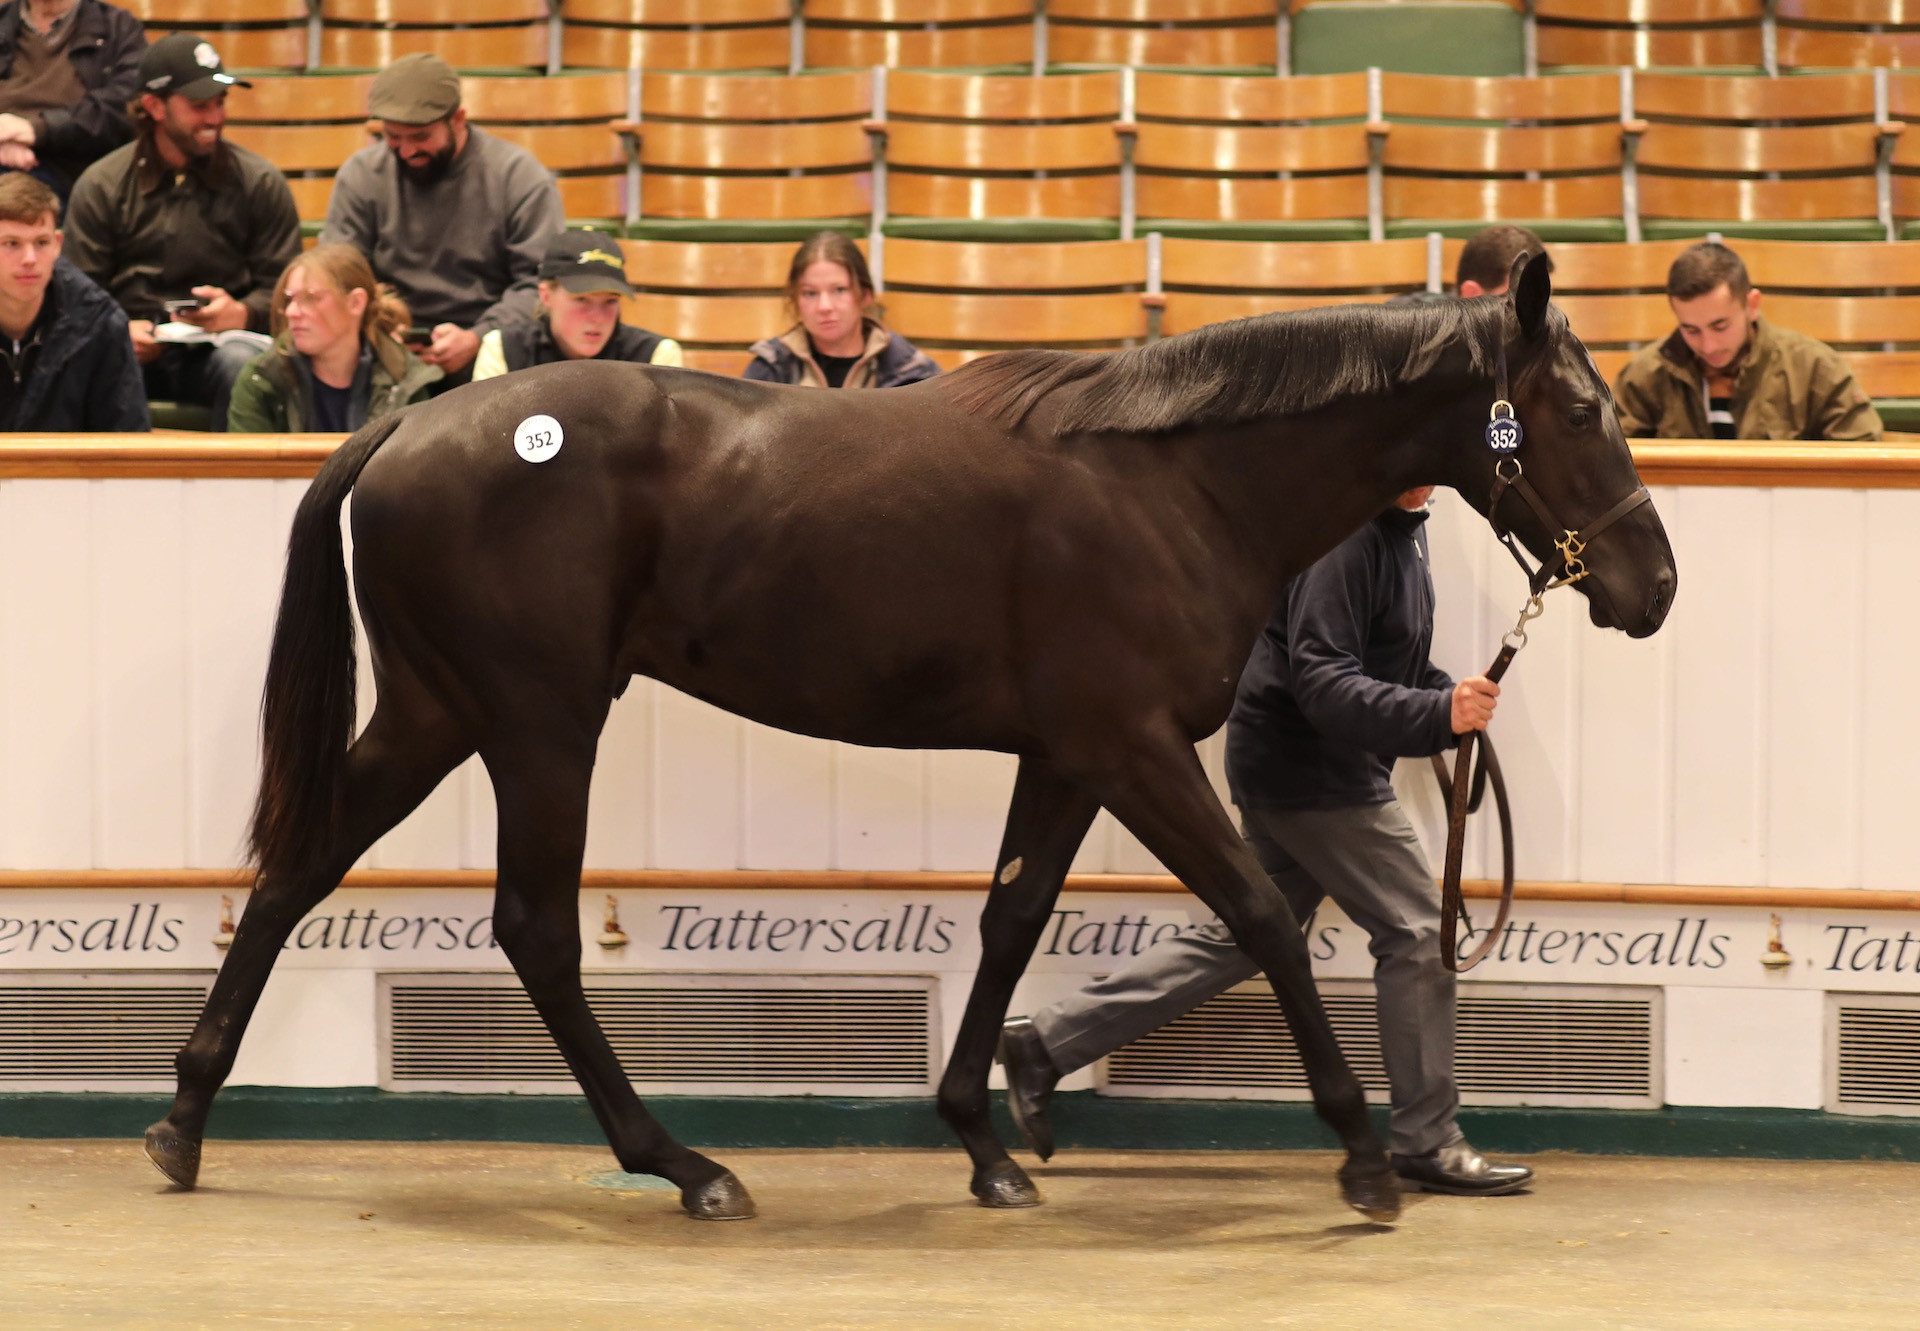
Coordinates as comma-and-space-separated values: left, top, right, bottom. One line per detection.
423, 323, 479, 373
1450, 675, 1499, 734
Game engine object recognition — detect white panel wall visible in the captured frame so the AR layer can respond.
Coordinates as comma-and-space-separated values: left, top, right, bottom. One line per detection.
2, 477, 1917, 890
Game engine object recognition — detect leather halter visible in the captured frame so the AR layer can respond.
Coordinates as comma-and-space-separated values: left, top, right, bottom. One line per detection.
1438, 344, 1653, 973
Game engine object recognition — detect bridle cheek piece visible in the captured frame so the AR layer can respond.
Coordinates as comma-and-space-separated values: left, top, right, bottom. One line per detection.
1437, 347, 1652, 973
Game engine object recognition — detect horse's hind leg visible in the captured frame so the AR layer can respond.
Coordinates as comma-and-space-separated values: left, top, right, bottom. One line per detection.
483, 726, 753, 1221
938, 758, 1099, 1207
146, 699, 473, 1188
1076, 729, 1399, 1223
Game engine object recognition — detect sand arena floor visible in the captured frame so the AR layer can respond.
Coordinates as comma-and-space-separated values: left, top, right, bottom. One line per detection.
3, 1139, 1915, 1330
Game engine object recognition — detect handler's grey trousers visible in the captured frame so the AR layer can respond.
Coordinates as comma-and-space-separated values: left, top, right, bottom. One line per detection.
1028, 800, 1460, 1157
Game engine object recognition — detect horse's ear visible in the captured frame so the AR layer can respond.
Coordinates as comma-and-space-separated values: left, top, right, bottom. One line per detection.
1511, 250, 1551, 340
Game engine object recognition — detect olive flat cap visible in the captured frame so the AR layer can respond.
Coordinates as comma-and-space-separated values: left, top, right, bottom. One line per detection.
368, 53, 461, 124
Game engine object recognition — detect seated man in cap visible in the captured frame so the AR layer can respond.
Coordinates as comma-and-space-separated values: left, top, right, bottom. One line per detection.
320, 53, 564, 389
63, 32, 299, 430
0, 0, 146, 198
471, 229, 681, 381
0, 171, 146, 429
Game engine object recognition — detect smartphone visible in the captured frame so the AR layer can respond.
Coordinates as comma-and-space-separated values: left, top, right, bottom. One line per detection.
401, 325, 433, 348
162, 297, 206, 317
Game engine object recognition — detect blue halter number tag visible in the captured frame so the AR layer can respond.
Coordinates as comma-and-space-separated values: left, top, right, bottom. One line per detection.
1486, 411, 1523, 454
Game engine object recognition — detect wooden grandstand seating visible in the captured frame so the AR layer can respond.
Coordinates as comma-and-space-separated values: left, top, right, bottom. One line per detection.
1044, 0, 1282, 70
803, 0, 1037, 71
1632, 72, 1881, 125
1377, 71, 1623, 124
222, 123, 372, 221
879, 237, 1149, 368
1156, 236, 1429, 336
228, 74, 377, 125
1380, 123, 1628, 239
561, 0, 793, 72
1377, 75, 1629, 240
1129, 71, 1374, 239
617, 238, 800, 375
318, 0, 550, 70
1777, 0, 1920, 70
463, 73, 630, 219
1532, 0, 1767, 70
622, 71, 874, 237
875, 70, 1125, 239
1633, 123, 1898, 239
123, 0, 312, 71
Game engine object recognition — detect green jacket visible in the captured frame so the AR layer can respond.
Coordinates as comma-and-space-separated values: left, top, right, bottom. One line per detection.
228, 333, 441, 433
1612, 316, 1883, 442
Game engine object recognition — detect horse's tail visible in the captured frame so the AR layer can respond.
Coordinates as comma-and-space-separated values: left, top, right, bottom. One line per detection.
247, 411, 408, 883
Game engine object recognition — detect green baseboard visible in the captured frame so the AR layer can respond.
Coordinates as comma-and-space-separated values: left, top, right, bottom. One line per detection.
4, 1089, 1918, 1161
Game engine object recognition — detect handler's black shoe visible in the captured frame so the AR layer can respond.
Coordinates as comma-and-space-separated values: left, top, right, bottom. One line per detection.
998, 1018, 1060, 1162
1391, 1139, 1533, 1196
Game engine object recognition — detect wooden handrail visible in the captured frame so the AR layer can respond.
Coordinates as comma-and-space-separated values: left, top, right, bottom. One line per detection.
1, 867, 1916, 911
2, 435, 1920, 487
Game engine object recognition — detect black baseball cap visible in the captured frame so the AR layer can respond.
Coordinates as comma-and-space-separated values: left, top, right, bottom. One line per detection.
538, 230, 635, 295
138, 33, 251, 101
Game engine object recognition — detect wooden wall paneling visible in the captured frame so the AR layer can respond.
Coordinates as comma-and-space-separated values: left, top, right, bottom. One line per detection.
1765, 489, 1867, 887
1664, 487, 1771, 887
90, 483, 188, 867
650, 686, 742, 869
1858, 488, 1920, 889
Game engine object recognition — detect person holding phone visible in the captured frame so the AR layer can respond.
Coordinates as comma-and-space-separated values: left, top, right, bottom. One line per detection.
470, 229, 680, 382
62, 33, 299, 430
226, 243, 439, 434
319, 53, 562, 391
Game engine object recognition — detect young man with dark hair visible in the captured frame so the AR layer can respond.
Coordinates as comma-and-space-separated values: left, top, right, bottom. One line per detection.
63, 32, 299, 431
319, 53, 563, 387
0, 170, 145, 428
1613, 239, 1882, 441
1453, 223, 1548, 297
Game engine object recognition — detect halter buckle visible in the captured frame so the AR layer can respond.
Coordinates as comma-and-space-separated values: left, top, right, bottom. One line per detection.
1548, 530, 1589, 588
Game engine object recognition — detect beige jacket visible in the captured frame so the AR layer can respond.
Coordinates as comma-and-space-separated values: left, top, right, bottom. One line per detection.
1611, 317, 1883, 441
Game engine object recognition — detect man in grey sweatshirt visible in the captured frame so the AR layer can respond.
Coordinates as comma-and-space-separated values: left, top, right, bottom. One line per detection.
319, 53, 562, 388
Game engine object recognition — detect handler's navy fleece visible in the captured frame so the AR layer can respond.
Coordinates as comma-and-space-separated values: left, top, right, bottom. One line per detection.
1226, 505, 1458, 812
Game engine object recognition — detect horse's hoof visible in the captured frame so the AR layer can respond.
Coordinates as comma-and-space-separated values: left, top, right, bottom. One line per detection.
143, 1121, 201, 1190
682, 1171, 756, 1221
1339, 1167, 1401, 1223
971, 1160, 1042, 1209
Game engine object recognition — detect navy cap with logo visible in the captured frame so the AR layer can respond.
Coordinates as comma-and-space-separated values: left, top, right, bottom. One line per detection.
139, 32, 251, 101
539, 230, 635, 295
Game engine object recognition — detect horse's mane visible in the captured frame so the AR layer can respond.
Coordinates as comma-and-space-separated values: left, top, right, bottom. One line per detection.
942, 297, 1517, 436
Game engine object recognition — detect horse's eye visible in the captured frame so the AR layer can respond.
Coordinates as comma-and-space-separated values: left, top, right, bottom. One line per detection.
1569, 405, 1592, 430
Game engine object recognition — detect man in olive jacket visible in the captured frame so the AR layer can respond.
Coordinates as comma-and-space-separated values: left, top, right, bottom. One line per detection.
1612, 240, 1882, 442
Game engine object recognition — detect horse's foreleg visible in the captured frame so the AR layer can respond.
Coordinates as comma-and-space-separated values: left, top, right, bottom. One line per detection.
1078, 731, 1400, 1223
146, 701, 472, 1189
938, 758, 1099, 1208
485, 730, 754, 1222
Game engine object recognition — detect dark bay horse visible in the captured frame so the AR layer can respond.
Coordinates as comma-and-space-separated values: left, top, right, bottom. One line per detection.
145, 253, 1675, 1225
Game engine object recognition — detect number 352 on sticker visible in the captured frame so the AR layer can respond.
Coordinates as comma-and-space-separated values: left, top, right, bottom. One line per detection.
514, 414, 564, 463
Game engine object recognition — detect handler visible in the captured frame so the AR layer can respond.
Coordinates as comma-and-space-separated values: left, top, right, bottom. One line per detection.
1000, 482, 1534, 1197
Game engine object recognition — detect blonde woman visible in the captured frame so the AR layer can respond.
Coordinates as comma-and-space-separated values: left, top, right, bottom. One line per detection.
471, 229, 680, 380
228, 243, 441, 433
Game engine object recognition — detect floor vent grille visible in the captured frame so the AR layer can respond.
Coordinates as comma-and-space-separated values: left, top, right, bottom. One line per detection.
1102, 980, 1660, 1108
382, 972, 938, 1095
0, 972, 211, 1090
1831, 995, 1920, 1115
